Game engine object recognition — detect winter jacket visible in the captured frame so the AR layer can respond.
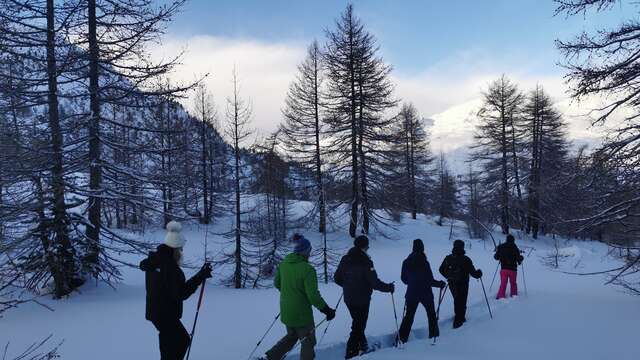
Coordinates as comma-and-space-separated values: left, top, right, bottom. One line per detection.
494, 242, 524, 271
139, 244, 204, 323
275, 253, 328, 328
334, 247, 393, 306
439, 248, 482, 284
401, 251, 442, 302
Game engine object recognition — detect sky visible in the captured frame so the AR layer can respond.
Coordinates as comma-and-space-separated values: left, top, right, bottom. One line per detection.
151, 0, 629, 170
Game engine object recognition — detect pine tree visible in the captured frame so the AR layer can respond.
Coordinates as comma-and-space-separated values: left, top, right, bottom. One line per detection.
280, 40, 327, 233
471, 76, 524, 234
324, 4, 398, 237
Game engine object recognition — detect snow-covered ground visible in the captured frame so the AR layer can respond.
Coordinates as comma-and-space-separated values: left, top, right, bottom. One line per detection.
1, 209, 637, 360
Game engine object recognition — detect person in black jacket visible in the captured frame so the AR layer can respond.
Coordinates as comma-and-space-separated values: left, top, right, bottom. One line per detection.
139, 221, 212, 360
494, 234, 524, 299
334, 235, 394, 359
397, 239, 446, 344
439, 240, 482, 329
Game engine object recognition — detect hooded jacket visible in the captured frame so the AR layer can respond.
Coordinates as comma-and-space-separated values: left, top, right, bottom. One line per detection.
139, 244, 204, 323
334, 247, 393, 306
439, 244, 482, 284
494, 239, 524, 271
275, 253, 328, 327
400, 240, 442, 301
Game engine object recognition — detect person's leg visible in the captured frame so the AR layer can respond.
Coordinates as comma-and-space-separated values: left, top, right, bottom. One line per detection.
451, 284, 464, 328
295, 325, 316, 360
460, 282, 469, 323
175, 321, 191, 360
359, 302, 370, 351
345, 303, 361, 359
265, 326, 298, 360
496, 269, 508, 299
398, 299, 418, 343
509, 270, 518, 296
153, 321, 170, 360
422, 298, 439, 338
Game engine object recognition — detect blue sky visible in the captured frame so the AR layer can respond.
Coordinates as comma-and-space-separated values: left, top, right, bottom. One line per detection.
166, 0, 625, 73
153, 1, 628, 165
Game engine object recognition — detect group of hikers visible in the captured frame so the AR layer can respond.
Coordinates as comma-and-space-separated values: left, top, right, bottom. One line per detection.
140, 221, 525, 360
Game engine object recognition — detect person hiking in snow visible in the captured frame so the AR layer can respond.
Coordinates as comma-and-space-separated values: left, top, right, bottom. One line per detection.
139, 221, 212, 360
439, 239, 482, 329
260, 234, 335, 360
397, 239, 446, 344
494, 234, 524, 299
334, 235, 395, 359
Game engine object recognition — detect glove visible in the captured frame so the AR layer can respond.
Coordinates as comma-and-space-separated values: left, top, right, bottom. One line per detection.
320, 306, 336, 321
437, 280, 446, 289
387, 282, 395, 294
197, 262, 213, 281
477, 269, 483, 278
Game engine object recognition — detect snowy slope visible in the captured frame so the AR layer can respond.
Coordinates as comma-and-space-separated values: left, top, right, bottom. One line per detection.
0, 209, 637, 360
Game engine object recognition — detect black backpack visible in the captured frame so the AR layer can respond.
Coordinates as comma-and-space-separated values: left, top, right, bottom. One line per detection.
443, 255, 464, 283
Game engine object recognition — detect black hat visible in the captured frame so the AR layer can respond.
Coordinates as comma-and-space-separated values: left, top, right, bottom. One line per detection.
354, 235, 369, 249
453, 239, 465, 249
506, 234, 515, 243
412, 239, 424, 253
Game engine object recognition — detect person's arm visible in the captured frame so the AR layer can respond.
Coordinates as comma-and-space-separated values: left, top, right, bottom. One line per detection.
517, 247, 524, 264
366, 261, 393, 293
334, 258, 344, 287
166, 267, 202, 301
425, 262, 441, 288
494, 247, 501, 261
466, 258, 482, 279
274, 265, 281, 290
304, 266, 328, 311
401, 259, 409, 285
438, 257, 448, 278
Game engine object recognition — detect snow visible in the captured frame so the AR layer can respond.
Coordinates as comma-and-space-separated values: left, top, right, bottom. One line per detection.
0, 207, 637, 360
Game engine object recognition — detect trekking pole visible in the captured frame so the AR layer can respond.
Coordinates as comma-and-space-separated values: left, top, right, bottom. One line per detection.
318, 293, 344, 346
521, 262, 528, 297
185, 225, 210, 360
489, 262, 500, 291
432, 284, 448, 345
246, 313, 281, 360
281, 318, 328, 359
185, 276, 206, 360
391, 292, 401, 348
479, 277, 493, 319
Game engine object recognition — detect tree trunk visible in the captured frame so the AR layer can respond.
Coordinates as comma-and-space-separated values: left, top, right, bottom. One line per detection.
86, 0, 102, 273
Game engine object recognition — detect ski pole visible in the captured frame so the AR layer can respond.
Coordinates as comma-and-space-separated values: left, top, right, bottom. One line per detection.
521, 262, 528, 297
318, 293, 343, 347
479, 277, 493, 319
281, 318, 328, 359
433, 284, 448, 345
185, 279, 206, 360
489, 262, 500, 291
246, 313, 281, 360
391, 292, 401, 348
185, 226, 210, 360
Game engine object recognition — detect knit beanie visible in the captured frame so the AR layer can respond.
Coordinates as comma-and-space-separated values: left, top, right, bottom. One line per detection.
354, 235, 369, 249
453, 239, 465, 250
164, 221, 186, 248
506, 234, 515, 243
293, 234, 312, 257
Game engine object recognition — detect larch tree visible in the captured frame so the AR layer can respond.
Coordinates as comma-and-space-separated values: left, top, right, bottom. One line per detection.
324, 4, 398, 237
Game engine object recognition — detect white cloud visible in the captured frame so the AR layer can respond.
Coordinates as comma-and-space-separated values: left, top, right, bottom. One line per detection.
151, 36, 616, 172
150, 35, 306, 139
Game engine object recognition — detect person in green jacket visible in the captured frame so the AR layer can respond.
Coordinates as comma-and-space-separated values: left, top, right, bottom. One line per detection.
261, 234, 336, 360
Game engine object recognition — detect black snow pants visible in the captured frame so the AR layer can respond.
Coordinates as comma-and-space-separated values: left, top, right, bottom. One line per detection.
449, 280, 469, 328
345, 301, 370, 358
152, 319, 191, 360
398, 296, 439, 342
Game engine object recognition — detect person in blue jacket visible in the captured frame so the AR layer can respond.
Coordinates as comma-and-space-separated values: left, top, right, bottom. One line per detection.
397, 239, 446, 344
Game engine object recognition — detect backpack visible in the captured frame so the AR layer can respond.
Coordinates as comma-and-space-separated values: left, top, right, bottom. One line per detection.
443, 255, 464, 283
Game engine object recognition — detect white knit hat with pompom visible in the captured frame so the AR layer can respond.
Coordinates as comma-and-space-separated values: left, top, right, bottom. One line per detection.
164, 220, 186, 248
